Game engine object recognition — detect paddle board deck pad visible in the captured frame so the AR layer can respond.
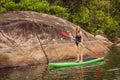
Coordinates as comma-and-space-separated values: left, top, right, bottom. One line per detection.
48, 58, 104, 68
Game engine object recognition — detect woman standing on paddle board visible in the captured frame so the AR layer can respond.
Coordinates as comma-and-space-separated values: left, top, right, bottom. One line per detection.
75, 26, 84, 62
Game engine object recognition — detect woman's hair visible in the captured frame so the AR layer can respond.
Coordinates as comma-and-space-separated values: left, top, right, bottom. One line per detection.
76, 26, 81, 33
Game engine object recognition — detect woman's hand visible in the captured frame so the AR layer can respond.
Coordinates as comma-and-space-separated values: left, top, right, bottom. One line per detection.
80, 43, 85, 48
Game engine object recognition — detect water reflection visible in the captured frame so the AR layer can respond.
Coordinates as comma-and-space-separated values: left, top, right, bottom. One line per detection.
0, 62, 104, 80
0, 65, 48, 80
48, 64, 104, 80
0, 47, 119, 80
99, 47, 120, 80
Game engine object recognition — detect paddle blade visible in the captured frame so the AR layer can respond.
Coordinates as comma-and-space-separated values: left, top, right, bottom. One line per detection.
93, 52, 103, 58
61, 31, 70, 37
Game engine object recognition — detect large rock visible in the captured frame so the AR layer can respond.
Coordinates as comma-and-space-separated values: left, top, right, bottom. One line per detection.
95, 35, 113, 47
0, 11, 109, 68
115, 43, 120, 48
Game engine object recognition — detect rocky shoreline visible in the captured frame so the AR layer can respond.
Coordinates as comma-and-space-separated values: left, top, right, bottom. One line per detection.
0, 11, 113, 68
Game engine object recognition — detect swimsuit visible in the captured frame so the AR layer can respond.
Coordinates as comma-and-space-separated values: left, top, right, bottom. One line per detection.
75, 36, 81, 46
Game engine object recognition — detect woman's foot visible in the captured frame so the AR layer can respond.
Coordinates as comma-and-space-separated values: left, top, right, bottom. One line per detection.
75, 60, 79, 62
79, 60, 83, 62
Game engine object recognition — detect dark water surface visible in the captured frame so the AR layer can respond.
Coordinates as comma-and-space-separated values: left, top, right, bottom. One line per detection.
0, 47, 120, 80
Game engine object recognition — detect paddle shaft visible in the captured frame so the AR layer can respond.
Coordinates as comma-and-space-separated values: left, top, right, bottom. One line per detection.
82, 45, 103, 58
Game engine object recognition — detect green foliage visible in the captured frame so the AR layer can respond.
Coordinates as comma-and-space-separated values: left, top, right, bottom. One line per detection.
0, 0, 120, 39
1, 0, 69, 19
49, 6, 69, 19
0, 6, 6, 13
103, 17, 120, 38
4, 1, 17, 10
72, 7, 90, 24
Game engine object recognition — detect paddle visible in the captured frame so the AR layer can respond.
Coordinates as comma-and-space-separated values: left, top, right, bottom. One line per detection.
61, 31, 103, 58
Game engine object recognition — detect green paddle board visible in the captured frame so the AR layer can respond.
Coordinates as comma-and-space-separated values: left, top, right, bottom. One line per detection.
48, 58, 104, 68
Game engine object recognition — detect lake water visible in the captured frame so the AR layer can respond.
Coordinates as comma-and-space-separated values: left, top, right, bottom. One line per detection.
0, 47, 120, 80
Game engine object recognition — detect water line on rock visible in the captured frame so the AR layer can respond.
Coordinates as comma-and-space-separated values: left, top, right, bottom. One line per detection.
33, 22, 49, 64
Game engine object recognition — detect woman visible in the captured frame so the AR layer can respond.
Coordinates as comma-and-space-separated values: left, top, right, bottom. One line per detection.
75, 26, 84, 62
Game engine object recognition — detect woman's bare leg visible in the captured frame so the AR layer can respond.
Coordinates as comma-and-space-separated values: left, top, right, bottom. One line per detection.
76, 45, 80, 62
80, 44, 83, 62
77, 53, 80, 61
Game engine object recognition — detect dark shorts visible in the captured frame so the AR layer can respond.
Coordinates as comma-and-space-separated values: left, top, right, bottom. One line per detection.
75, 36, 81, 46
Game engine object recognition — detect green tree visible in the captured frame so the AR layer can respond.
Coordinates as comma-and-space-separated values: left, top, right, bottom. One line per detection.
0, 0, 120, 39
